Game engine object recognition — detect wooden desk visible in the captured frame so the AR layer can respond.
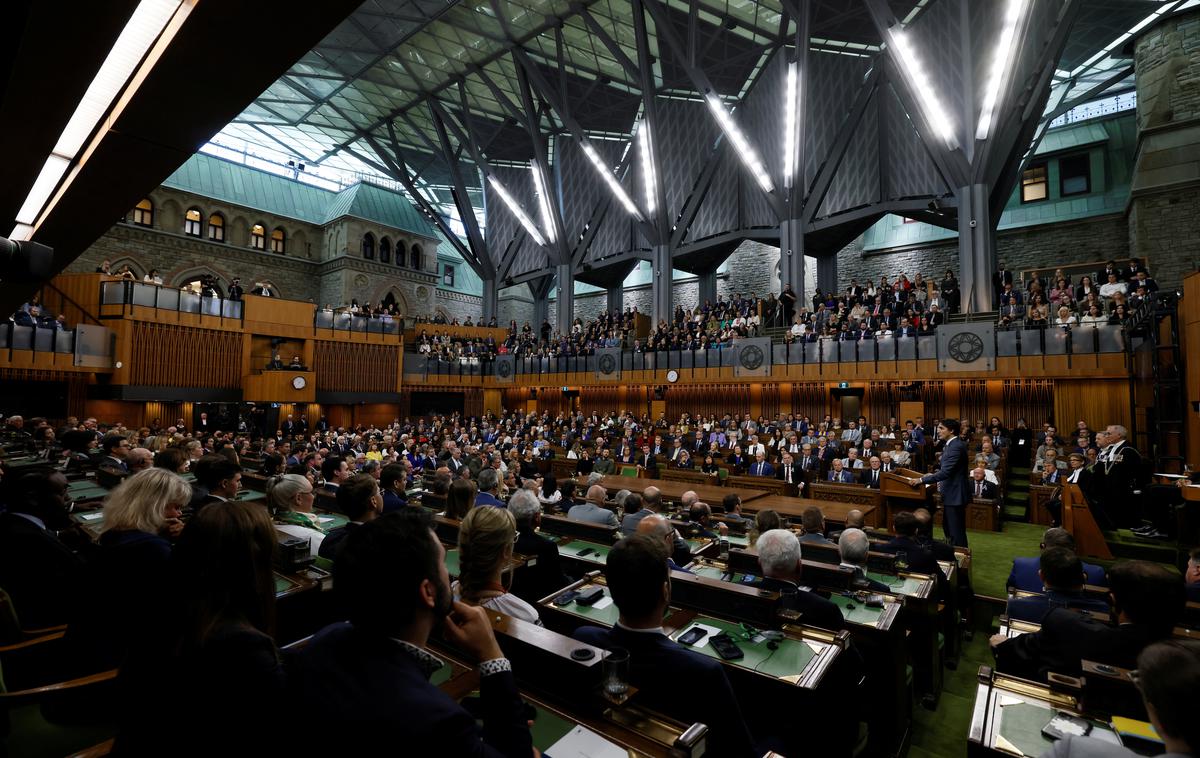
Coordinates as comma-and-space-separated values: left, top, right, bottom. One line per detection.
740, 494, 882, 528
1028, 484, 1057, 526
598, 475, 769, 505
805, 482, 885, 515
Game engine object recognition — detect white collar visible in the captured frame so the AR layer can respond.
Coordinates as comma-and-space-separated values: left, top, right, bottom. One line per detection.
616, 620, 665, 635
13, 512, 47, 531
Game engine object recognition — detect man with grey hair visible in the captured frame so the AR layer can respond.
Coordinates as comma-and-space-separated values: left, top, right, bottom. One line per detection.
585, 472, 605, 489
511, 488, 569, 601
568, 484, 619, 528
754, 529, 843, 630
612, 489, 632, 512
837, 529, 890, 592
126, 447, 153, 473
1094, 423, 1144, 530
679, 490, 699, 511
474, 467, 506, 508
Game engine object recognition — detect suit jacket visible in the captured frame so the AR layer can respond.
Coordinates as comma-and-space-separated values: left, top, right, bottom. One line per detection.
573, 625, 756, 757
776, 462, 802, 484
512, 531, 569, 603
968, 479, 999, 500
827, 469, 855, 483
993, 608, 1158, 680
755, 576, 844, 630
0, 513, 85, 628
620, 508, 653, 537
475, 492, 507, 509
638, 453, 658, 476
860, 467, 884, 489
748, 461, 775, 477
289, 622, 533, 757
875, 536, 940, 576
797, 454, 820, 472
1006, 590, 1111, 624
923, 437, 969, 506
317, 522, 360, 562
381, 489, 408, 514
567, 502, 619, 528
1007, 556, 1106, 593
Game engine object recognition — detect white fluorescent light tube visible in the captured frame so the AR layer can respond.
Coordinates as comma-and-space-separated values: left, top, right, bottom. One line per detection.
54, 0, 183, 159
976, 0, 1027, 141
15, 155, 71, 226
581, 142, 643, 220
890, 29, 957, 145
706, 94, 775, 193
783, 60, 799, 189
639, 124, 658, 216
488, 174, 547, 246
529, 163, 557, 244
9, 224, 34, 241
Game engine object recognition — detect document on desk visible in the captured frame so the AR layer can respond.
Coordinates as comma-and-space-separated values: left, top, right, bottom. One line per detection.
545, 725, 628, 758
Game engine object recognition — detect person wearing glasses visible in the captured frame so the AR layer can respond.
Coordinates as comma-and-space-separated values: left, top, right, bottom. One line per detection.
906, 419, 970, 547
99, 433, 132, 473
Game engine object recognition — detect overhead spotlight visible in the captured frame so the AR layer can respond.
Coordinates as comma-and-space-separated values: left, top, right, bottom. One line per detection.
705, 93, 774, 193
287, 160, 296, 167
298, 163, 306, 171
488, 174, 547, 246
581, 141, 643, 220
783, 60, 800, 190
928, 199, 941, 211
639, 123, 658, 216
529, 162, 557, 244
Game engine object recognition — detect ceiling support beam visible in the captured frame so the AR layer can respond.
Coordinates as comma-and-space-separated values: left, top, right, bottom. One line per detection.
575, 6, 641, 82
780, 0, 811, 298
670, 136, 727, 250
803, 65, 880, 223
427, 101, 489, 273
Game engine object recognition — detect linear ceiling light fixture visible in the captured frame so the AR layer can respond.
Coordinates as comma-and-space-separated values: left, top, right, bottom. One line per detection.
580, 141, 643, 220
638, 123, 658, 217
529, 162, 557, 244
488, 174, 547, 246
9, 0, 188, 240
783, 60, 800, 189
976, 0, 1028, 140
888, 27, 957, 147
705, 93, 774, 193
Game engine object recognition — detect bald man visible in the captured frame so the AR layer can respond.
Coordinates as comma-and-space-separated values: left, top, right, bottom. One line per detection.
567, 484, 619, 528
637, 514, 692, 572
126, 447, 154, 473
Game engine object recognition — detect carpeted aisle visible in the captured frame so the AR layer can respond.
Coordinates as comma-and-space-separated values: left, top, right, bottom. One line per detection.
962, 523, 1046, 598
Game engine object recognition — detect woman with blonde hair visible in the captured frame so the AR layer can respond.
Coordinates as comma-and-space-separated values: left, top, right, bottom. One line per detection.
455, 505, 541, 625
65, 468, 190, 672
265, 473, 324, 557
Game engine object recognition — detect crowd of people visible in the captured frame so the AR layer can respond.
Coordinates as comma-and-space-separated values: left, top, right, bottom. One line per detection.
0, 402, 1195, 756
993, 257, 1156, 329
9, 294, 69, 330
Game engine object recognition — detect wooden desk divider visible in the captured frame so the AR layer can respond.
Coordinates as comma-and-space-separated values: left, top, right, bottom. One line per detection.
1061, 482, 1113, 559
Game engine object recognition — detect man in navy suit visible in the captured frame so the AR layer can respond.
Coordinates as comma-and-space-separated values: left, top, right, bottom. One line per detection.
827, 459, 855, 483
1007, 528, 1107, 592
572, 535, 758, 757
748, 451, 775, 477
1005, 548, 1110, 623
290, 510, 535, 756
754, 529, 843, 630
909, 419, 970, 547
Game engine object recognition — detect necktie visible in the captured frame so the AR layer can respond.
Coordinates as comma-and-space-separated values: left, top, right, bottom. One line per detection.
976, 481, 983, 497
786, 467, 792, 483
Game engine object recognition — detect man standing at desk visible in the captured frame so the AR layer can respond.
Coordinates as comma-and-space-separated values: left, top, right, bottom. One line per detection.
907, 419, 969, 547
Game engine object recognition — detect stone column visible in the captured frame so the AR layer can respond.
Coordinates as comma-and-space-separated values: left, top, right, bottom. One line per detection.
651, 243, 672, 324
555, 262, 574, 335
606, 285, 623, 314
956, 183, 997, 312
1129, 8, 1200, 288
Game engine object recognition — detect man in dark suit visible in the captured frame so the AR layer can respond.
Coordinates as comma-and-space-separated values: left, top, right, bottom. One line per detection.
281, 414, 296, 436
992, 263, 1013, 301
1005, 548, 1111, 623
1090, 424, 1145, 529
319, 475, 382, 561
748, 451, 774, 478
797, 444, 820, 474
99, 433, 131, 472
861, 456, 885, 489
910, 419, 970, 547
875, 511, 940, 576
572, 535, 758, 757
838, 528, 891, 592
798, 506, 832, 545
508, 490, 569, 603
1007, 528, 1107, 592
991, 560, 1183, 681
291, 509, 535, 756
969, 467, 999, 499
0, 471, 87, 628
636, 444, 658, 477
776, 452, 802, 487
754, 528, 843, 629
379, 463, 409, 514
320, 456, 352, 495
188, 455, 243, 516
827, 459, 855, 483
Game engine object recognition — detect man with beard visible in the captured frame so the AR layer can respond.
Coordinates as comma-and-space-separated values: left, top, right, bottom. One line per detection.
290, 509, 534, 755
0, 470, 88, 627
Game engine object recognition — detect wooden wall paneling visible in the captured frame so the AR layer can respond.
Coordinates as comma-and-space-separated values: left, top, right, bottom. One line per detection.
1053, 380, 1129, 434
958, 380, 988, 425
921, 382, 946, 421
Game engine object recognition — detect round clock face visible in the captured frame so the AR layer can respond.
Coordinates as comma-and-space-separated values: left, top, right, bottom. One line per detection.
292, 375, 307, 390
666, 370, 679, 383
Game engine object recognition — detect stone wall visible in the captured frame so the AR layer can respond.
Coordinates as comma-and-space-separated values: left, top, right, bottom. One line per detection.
835, 214, 1138, 291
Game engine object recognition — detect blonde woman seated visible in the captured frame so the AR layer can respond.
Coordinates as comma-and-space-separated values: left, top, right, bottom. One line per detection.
454, 506, 542, 625
1055, 306, 1077, 328
266, 473, 325, 558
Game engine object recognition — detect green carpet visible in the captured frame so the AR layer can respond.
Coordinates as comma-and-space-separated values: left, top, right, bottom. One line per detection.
964, 523, 1045, 599
910, 619, 995, 758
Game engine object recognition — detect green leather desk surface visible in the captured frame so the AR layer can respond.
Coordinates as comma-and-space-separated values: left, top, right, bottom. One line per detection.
556, 585, 621, 626
994, 698, 1118, 757
315, 512, 348, 530
671, 616, 816, 678
829, 594, 886, 627
445, 548, 460, 577
559, 540, 611, 565
866, 572, 924, 596
727, 533, 751, 548
690, 565, 754, 584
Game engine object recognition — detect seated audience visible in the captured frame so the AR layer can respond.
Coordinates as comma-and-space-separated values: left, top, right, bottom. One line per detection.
572, 535, 757, 757
991, 560, 1183, 680
379, 463, 409, 513
875, 511, 940, 575
799, 505, 832, 544
837, 528, 890, 592
755, 529, 844, 630
474, 467, 506, 508
288, 510, 534, 756
686, 501, 728, 539
509, 489, 569, 603
189, 455, 243, 515
1005, 547, 1110, 623
0, 471, 85, 627
455, 504, 540, 625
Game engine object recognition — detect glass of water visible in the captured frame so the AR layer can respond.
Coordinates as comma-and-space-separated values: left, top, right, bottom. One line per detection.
602, 647, 631, 704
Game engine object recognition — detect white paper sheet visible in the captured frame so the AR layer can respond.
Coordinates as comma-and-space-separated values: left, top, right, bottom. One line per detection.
545, 725, 628, 758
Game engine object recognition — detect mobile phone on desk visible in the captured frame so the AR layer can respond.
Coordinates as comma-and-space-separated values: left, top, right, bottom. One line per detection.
677, 627, 707, 646
709, 634, 744, 660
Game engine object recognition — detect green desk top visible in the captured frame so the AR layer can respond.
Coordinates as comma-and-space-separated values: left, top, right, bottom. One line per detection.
273, 575, 296, 595
829, 594, 886, 627
430, 662, 455, 687
686, 538, 709, 553
727, 533, 750, 548
993, 698, 1119, 757
445, 548, 460, 577
68, 485, 110, 502
315, 512, 348, 530
690, 565, 754, 584
671, 616, 817, 679
559, 540, 611, 565
530, 704, 577, 752
866, 572, 923, 596
234, 489, 265, 503
556, 585, 621, 626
